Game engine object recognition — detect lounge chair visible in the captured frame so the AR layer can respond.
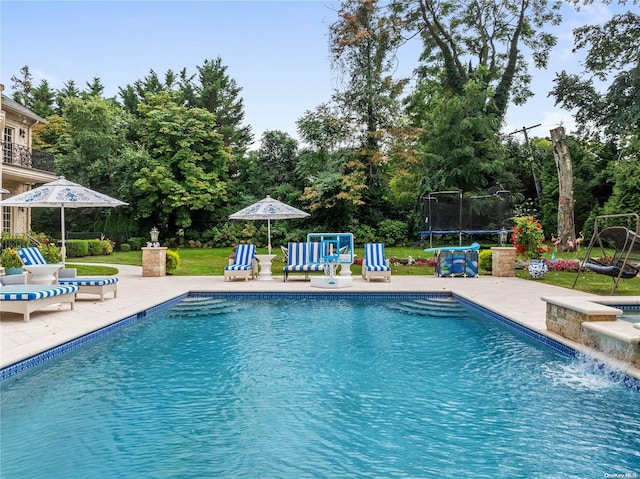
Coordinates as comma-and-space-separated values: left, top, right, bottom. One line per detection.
362, 243, 391, 282
17, 247, 63, 284
283, 242, 324, 282
224, 244, 258, 281
18, 247, 118, 299
58, 268, 118, 301
0, 274, 79, 322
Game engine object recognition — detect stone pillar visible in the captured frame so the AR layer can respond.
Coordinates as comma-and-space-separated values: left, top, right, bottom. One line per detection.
491, 247, 516, 277
142, 247, 167, 277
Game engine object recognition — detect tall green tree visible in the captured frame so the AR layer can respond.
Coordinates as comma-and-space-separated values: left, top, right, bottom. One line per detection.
32, 96, 135, 236
330, 0, 407, 149
83, 77, 106, 98
393, 0, 561, 118
56, 96, 132, 195
256, 130, 300, 189
329, 0, 408, 225
550, 2, 640, 221
550, 9, 639, 140
189, 57, 253, 153
406, 72, 506, 193
296, 105, 367, 230
133, 92, 232, 231
31, 79, 56, 118
55, 80, 81, 114
10, 65, 34, 108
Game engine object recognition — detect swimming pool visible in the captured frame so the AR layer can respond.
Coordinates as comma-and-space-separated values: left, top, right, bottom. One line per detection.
1, 294, 639, 478
619, 305, 640, 324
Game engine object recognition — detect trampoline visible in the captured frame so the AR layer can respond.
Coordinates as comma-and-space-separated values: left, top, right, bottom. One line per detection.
420, 190, 515, 247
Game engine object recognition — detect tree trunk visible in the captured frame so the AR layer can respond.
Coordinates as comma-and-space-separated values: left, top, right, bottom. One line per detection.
550, 127, 576, 252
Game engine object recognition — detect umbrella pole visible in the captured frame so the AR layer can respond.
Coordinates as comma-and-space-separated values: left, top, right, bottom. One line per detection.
61, 207, 66, 264
267, 219, 272, 255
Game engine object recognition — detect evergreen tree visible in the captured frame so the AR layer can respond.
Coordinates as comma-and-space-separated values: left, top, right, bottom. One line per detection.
10, 65, 34, 108
31, 79, 56, 117
56, 80, 81, 113
191, 57, 253, 153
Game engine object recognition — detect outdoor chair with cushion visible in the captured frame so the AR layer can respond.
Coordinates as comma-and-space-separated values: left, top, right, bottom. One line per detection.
18, 247, 118, 299
0, 274, 79, 322
17, 247, 63, 284
224, 244, 258, 281
362, 243, 391, 282
283, 242, 324, 282
58, 268, 118, 302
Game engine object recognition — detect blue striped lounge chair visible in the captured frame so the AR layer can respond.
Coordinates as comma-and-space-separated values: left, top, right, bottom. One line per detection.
58, 268, 118, 302
18, 247, 118, 299
283, 242, 324, 282
224, 244, 258, 281
362, 243, 391, 282
17, 247, 63, 284
0, 274, 79, 322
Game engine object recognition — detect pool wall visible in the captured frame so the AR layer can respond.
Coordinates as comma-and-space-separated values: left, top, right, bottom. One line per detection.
2, 292, 640, 391
543, 296, 640, 372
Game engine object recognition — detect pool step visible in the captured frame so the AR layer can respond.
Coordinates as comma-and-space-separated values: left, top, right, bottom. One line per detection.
168, 297, 245, 317
387, 298, 467, 318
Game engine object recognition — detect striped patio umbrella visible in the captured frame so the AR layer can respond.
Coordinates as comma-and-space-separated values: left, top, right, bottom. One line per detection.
229, 195, 309, 254
0, 177, 127, 261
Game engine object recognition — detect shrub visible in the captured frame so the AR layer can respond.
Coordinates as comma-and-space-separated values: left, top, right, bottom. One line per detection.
378, 220, 408, 246
166, 249, 180, 273
354, 225, 376, 245
87, 240, 103, 256
128, 237, 145, 251
478, 249, 493, 272
101, 240, 114, 255
40, 244, 62, 263
120, 243, 131, 252
66, 240, 89, 258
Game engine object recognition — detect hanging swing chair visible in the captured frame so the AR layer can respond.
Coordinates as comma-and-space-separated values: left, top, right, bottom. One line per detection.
573, 213, 640, 294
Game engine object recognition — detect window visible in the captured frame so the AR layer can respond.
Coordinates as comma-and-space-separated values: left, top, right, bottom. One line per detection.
1, 206, 10, 233
3, 127, 14, 163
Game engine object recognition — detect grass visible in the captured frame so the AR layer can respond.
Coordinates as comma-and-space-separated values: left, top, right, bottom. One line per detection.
71, 245, 640, 296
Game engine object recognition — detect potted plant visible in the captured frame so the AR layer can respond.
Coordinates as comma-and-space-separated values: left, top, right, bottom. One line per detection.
511, 216, 551, 279
0, 248, 24, 275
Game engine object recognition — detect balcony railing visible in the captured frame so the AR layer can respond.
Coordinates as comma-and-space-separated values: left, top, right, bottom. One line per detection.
2, 141, 55, 173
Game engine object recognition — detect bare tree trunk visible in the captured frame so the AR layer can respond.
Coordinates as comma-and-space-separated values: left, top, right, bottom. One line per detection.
550, 127, 576, 252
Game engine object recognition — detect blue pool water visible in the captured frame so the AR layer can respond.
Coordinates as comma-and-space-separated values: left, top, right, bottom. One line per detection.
1, 296, 639, 478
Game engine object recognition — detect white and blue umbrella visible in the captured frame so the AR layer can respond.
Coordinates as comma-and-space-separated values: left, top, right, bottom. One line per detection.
0, 177, 127, 261
0, 188, 9, 194
229, 195, 309, 254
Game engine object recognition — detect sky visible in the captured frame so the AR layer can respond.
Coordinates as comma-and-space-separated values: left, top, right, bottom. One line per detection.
0, 0, 624, 147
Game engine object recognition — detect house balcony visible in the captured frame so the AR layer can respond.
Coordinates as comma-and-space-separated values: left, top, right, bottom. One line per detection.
2, 141, 55, 173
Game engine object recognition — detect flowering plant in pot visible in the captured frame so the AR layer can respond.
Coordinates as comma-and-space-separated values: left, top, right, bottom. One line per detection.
511, 216, 551, 278
511, 216, 550, 259
0, 248, 23, 272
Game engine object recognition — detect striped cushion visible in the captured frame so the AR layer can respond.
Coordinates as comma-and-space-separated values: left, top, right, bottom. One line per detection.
58, 277, 118, 287
226, 264, 254, 271
286, 263, 325, 272
0, 285, 79, 301
283, 242, 324, 271
364, 243, 391, 271
225, 244, 256, 271
17, 247, 48, 266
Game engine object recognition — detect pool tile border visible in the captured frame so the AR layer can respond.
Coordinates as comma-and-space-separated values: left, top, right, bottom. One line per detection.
0, 294, 187, 381
454, 295, 578, 358
2, 291, 639, 391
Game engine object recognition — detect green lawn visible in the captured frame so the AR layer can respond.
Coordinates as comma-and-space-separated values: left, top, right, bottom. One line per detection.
72, 246, 640, 296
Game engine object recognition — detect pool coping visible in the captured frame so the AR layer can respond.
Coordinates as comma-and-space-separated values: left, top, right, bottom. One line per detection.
2, 290, 639, 391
